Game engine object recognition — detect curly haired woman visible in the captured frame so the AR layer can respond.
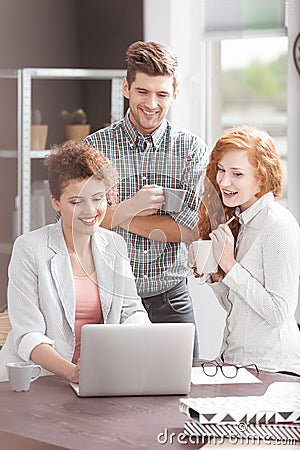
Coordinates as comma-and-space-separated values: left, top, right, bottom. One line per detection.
0, 141, 149, 383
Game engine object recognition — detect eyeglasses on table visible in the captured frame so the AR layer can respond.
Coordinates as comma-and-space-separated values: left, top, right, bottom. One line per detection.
198, 360, 259, 379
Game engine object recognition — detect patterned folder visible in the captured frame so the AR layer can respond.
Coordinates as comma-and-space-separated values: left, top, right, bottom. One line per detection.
179, 395, 300, 425
184, 420, 300, 441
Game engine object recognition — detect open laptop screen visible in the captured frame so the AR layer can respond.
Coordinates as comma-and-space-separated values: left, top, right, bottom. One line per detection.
70, 323, 195, 397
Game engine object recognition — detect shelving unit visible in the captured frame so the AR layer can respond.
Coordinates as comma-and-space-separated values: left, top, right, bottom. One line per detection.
0, 69, 21, 253
0, 70, 21, 308
0, 68, 127, 308
21, 68, 126, 233
0, 150, 17, 158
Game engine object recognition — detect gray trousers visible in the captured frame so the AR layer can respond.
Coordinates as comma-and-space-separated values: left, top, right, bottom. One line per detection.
141, 279, 199, 358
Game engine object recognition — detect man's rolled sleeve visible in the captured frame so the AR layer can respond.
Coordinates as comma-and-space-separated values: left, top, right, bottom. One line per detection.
169, 205, 199, 230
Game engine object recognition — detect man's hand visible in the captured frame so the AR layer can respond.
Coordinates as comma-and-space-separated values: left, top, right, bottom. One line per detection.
127, 185, 164, 217
101, 185, 164, 229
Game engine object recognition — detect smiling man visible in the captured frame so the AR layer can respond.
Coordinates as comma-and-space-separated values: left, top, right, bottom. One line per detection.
85, 41, 208, 357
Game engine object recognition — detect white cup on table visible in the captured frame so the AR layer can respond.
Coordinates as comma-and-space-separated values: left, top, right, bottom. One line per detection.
6, 362, 42, 392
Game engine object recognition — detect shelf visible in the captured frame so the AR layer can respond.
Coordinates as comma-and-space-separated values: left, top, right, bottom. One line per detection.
30, 150, 51, 159
0, 150, 17, 158
21, 68, 126, 234
22, 68, 125, 80
0, 69, 18, 79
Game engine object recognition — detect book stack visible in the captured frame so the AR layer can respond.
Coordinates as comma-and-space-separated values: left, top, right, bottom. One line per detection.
179, 394, 300, 443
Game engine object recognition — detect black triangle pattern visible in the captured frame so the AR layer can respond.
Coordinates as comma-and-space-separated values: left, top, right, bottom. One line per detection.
202, 414, 216, 422
222, 414, 235, 422
249, 414, 257, 424
278, 412, 292, 420
259, 414, 266, 424
268, 414, 276, 423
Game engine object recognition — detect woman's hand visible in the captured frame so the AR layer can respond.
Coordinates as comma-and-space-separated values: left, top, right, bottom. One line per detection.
68, 358, 80, 384
209, 224, 236, 274
30, 344, 81, 383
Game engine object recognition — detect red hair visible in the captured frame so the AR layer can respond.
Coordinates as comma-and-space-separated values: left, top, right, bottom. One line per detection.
199, 125, 284, 240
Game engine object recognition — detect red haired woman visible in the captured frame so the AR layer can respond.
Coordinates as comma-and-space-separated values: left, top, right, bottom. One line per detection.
194, 125, 300, 375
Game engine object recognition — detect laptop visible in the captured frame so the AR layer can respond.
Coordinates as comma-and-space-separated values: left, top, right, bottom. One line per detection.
70, 322, 195, 397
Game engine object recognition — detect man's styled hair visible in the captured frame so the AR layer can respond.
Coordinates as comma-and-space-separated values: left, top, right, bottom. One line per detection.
125, 40, 179, 91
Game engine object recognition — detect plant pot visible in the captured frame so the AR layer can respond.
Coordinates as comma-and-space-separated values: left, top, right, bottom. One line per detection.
64, 124, 91, 142
31, 125, 48, 150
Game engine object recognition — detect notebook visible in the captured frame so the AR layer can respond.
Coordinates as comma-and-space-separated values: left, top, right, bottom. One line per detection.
70, 322, 195, 397
183, 420, 300, 442
179, 395, 300, 424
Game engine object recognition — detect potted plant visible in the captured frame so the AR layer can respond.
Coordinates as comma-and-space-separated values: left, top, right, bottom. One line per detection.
31, 109, 48, 150
61, 108, 91, 142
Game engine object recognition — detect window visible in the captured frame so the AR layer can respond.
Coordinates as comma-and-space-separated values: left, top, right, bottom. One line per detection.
202, 0, 288, 200
221, 36, 288, 199
205, 36, 288, 201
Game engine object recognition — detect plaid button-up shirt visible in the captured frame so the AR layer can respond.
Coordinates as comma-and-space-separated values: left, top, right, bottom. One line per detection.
86, 110, 208, 296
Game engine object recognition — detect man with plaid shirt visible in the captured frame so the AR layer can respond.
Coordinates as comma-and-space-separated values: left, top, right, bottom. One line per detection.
85, 41, 208, 356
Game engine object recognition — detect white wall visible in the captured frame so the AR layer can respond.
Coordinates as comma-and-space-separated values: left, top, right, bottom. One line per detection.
143, 0, 207, 137
287, 0, 300, 322
287, 0, 300, 224
188, 277, 226, 359
143, 0, 300, 355
144, 0, 225, 358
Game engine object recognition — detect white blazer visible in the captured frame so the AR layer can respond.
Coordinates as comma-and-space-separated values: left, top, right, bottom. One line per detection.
0, 221, 150, 380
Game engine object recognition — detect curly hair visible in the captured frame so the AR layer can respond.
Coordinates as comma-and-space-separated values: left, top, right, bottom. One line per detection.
44, 140, 119, 204
198, 125, 284, 241
125, 40, 179, 91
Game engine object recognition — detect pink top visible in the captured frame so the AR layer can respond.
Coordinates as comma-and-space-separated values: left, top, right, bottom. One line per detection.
72, 271, 103, 363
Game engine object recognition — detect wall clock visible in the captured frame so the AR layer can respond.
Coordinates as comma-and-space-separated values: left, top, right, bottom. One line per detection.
293, 32, 300, 77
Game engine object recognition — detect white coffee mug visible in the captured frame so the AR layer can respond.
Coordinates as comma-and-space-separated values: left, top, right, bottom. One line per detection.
191, 240, 218, 275
6, 361, 42, 392
161, 187, 187, 213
